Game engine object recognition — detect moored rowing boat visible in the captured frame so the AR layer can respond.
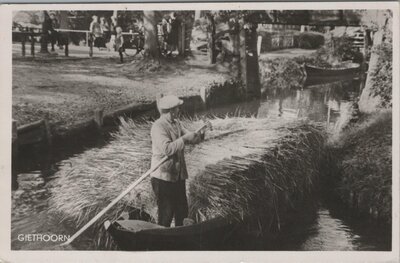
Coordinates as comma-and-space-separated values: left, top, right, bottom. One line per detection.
304, 63, 360, 77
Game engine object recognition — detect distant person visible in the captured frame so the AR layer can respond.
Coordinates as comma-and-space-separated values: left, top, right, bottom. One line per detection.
167, 13, 180, 56
41, 12, 56, 52
134, 21, 145, 54
89, 15, 103, 49
115, 26, 125, 63
110, 15, 118, 34
161, 17, 170, 54
100, 16, 110, 47
109, 15, 118, 51
49, 12, 61, 51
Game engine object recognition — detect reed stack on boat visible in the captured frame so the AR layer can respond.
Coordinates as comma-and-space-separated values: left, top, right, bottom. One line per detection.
48, 116, 326, 248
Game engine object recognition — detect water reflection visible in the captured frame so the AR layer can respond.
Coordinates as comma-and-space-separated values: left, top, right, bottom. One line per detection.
257, 77, 360, 128
300, 208, 359, 251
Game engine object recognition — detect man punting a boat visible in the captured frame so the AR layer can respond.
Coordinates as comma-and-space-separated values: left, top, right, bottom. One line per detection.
150, 95, 208, 227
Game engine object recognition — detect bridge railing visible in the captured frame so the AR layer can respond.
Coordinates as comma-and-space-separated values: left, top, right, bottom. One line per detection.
12, 28, 142, 58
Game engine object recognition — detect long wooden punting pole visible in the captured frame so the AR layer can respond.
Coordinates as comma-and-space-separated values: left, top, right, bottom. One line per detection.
61, 123, 209, 246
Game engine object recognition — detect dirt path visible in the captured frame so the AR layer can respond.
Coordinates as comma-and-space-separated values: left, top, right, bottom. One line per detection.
12, 51, 230, 131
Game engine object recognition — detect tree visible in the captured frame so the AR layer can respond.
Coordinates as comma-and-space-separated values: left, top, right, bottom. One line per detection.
40, 11, 50, 53
359, 10, 392, 112
206, 12, 217, 64
143, 11, 159, 60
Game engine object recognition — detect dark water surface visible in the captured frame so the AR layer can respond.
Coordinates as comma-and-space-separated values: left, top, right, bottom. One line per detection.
11, 75, 391, 251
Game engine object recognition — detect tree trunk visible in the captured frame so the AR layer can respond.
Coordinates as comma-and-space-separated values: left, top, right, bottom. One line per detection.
238, 20, 247, 96
207, 14, 216, 64
40, 11, 49, 53
230, 20, 240, 79
58, 11, 69, 49
59, 11, 69, 29
359, 13, 389, 113
183, 11, 195, 56
143, 11, 159, 59
247, 24, 261, 98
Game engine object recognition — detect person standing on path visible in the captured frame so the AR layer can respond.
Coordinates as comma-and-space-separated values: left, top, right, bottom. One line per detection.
167, 13, 180, 56
100, 16, 110, 48
114, 26, 125, 63
109, 15, 118, 51
49, 12, 60, 51
161, 17, 170, 55
89, 15, 103, 49
150, 95, 206, 227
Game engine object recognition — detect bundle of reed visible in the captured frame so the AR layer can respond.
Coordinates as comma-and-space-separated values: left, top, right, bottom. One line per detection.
48, 118, 155, 225
48, 116, 325, 248
188, 123, 325, 225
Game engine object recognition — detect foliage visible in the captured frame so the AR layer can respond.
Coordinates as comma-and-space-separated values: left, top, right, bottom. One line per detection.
259, 55, 331, 90
360, 10, 392, 32
370, 43, 392, 107
205, 79, 244, 106
314, 33, 364, 64
297, 32, 325, 49
268, 10, 310, 24
329, 111, 392, 223
331, 34, 359, 61
260, 57, 303, 90
12, 11, 43, 25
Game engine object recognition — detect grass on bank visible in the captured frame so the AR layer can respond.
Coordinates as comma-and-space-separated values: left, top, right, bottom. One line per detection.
328, 110, 392, 223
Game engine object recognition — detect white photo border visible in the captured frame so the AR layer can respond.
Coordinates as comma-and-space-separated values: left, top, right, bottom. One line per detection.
0, 2, 398, 262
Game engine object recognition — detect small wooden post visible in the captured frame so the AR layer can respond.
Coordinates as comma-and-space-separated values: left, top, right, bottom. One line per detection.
12, 120, 18, 177
12, 120, 18, 155
43, 113, 52, 146
207, 14, 216, 64
65, 41, 69, 57
86, 32, 89, 47
326, 88, 331, 129
21, 35, 26, 56
30, 34, 35, 57
257, 35, 262, 56
12, 120, 18, 142
231, 22, 240, 79
200, 86, 209, 109
89, 34, 93, 57
179, 22, 185, 56
93, 109, 104, 128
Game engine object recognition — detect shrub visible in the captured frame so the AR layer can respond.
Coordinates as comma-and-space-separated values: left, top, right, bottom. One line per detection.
259, 55, 331, 90
370, 43, 392, 108
329, 111, 392, 223
297, 32, 325, 49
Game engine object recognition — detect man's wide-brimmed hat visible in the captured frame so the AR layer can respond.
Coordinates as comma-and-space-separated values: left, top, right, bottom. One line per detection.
158, 95, 183, 110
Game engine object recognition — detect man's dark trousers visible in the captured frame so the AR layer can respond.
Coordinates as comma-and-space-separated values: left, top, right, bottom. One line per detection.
151, 177, 188, 227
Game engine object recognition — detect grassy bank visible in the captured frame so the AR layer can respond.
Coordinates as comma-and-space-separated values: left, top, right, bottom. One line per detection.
326, 111, 392, 224
12, 52, 230, 133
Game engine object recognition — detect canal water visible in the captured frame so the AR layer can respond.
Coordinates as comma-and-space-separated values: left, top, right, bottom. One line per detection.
11, 75, 391, 251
